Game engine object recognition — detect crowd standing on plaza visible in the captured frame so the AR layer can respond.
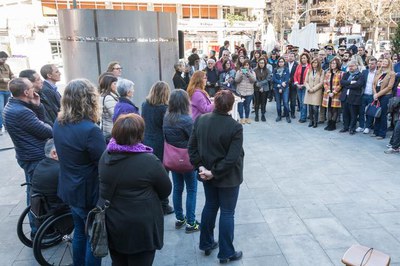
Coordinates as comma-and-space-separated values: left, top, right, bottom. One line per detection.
0, 36, 400, 265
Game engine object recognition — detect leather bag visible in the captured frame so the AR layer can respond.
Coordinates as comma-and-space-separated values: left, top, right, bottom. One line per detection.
163, 141, 193, 173
365, 100, 382, 118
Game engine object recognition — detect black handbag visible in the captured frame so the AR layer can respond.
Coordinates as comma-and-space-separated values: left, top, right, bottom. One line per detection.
365, 100, 382, 118
85, 176, 119, 258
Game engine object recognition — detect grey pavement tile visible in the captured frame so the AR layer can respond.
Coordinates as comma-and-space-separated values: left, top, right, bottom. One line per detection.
275, 234, 333, 266
242, 255, 288, 266
12, 260, 39, 266
303, 217, 357, 249
234, 223, 282, 258
370, 212, 400, 241
350, 228, 400, 263
261, 208, 309, 236
367, 180, 400, 200
243, 174, 277, 189
290, 198, 333, 219
308, 184, 354, 205
324, 248, 348, 266
250, 187, 291, 210
326, 203, 380, 230
274, 178, 317, 200
235, 199, 265, 225
0, 204, 15, 221
0, 243, 24, 265
349, 191, 397, 214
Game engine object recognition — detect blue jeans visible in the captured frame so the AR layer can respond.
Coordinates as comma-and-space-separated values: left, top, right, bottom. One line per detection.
297, 88, 307, 120
373, 94, 391, 138
274, 87, 290, 117
237, 95, 253, 119
0, 91, 11, 129
17, 159, 41, 233
172, 171, 198, 224
359, 94, 374, 128
199, 182, 240, 260
70, 207, 102, 266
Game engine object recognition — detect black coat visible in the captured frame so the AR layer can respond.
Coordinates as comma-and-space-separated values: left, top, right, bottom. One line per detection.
99, 152, 171, 254
163, 114, 193, 148
188, 111, 244, 188
288, 61, 299, 88
172, 71, 189, 91
340, 71, 365, 105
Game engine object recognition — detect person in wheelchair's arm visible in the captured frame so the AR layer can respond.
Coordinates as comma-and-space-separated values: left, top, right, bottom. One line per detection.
31, 139, 66, 218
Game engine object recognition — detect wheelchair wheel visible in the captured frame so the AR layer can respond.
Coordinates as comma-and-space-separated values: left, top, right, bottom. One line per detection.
17, 206, 33, 247
33, 211, 74, 266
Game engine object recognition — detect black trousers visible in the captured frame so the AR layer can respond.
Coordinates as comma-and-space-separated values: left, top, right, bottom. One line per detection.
254, 90, 267, 115
308, 105, 319, 124
342, 102, 359, 131
110, 249, 156, 266
289, 85, 297, 115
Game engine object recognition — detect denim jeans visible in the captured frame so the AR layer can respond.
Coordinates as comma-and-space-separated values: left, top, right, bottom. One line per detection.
70, 207, 102, 266
359, 94, 374, 129
0, 91, 11, 129
199, 182, 240, 260
389, 120, 400, 149
237, 95, 253, 119
297, 88, 307, 120
373, 94, 391, 138
172, 170, 198, 224
17, 159, 41, 233
274, 87, 290, 117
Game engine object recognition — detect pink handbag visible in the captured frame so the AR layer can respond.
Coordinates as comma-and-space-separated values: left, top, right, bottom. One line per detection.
163, 141, 194, 173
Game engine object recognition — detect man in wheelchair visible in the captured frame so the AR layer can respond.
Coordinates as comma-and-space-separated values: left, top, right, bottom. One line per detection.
30, 139, 68, 228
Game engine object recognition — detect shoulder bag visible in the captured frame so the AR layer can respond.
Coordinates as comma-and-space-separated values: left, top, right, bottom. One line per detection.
85, 175, 119, 258
163, 136, 193, 173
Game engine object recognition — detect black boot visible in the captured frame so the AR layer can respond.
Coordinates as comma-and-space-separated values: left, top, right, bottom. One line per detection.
261, 113, 266, 122
308, 121, 313, 127
255, 113, 259, 122
327, 121, 336, 131
324, 120, 332, 130
314, 109, 319, 128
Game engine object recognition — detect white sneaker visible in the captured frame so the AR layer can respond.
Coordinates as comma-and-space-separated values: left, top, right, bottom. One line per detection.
363, 128, 370, 134
355, 127, 363, 133
386, 144, 392, 148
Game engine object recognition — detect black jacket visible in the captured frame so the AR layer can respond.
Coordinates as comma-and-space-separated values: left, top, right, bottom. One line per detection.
38, 90, 58, 127
340, 71, 365, 105
163, 114, 193, 148
99, 152, 171, 254
188, 111, 244, 188
42, 81, 61, 110
172, 71, 189, 91
288, 61, 299, 88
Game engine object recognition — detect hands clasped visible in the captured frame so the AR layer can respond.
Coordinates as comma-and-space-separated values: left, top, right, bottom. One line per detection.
199, 166, 214, 181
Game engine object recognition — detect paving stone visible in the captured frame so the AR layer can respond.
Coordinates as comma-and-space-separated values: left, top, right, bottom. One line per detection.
290, 198, 332, 219
324, 248, 348, 266
235, 199, 265, 225
242, 255, 288, 266
326, 203, 380, 230
261, 207, 309, 236
275, 234, 333, 266
370, 212, 400, 241
303, 217, 357, 249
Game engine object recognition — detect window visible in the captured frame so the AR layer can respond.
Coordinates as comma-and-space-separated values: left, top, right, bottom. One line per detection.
154, 4, 176, 13
181, 5, 217, 19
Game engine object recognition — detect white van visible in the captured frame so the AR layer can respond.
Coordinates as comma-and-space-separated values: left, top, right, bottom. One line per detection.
333, 35, 364, 49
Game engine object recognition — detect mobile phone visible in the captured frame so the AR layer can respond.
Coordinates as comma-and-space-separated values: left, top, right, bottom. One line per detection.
242, 68, 248, 74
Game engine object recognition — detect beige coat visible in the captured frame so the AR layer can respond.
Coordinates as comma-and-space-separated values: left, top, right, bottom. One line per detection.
304, 70, 324, 106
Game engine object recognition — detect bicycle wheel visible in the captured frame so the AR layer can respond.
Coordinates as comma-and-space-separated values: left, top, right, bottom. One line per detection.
17, 206, 33, 247
33, 211, 74, 266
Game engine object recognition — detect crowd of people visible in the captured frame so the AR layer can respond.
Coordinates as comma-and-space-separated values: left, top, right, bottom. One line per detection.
1, 37, 400, 265
1, 47, 245, 264
173, 40, 400, 153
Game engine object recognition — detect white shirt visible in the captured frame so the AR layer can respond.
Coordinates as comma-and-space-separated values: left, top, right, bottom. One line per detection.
364, 69, 376, 95
288, 61, 295, 73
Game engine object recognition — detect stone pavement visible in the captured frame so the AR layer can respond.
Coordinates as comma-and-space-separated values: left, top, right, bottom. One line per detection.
0, 104, 399, 266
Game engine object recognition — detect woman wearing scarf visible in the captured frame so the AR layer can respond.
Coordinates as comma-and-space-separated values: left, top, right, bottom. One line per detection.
272, 57, 291, 123
339, 60, 365, 134
304, 58, 324, 128
99, 113, 172, 266
372, 58, 396, 139
322, 57, 343, 131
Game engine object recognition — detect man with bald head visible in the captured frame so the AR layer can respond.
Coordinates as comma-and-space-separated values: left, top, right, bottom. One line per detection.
3, 78, 52, 211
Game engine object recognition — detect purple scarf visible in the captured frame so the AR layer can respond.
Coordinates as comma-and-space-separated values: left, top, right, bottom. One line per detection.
107, 138, 153, 153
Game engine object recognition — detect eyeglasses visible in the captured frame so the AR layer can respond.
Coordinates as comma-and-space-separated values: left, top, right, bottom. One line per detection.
113, 67, 123, 70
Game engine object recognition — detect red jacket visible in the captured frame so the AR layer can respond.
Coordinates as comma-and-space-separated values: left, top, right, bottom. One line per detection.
293, 64, 311, 87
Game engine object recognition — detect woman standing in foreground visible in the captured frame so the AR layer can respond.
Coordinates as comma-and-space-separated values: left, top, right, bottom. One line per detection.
99, 114, 171, 266
189, 90, 244, 264
53, 79, 106, 266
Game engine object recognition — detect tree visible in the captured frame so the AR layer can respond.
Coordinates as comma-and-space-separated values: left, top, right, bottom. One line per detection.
392, 24, 400, 56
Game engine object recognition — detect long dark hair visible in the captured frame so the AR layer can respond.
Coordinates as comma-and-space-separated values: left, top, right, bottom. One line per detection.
99, 75, 118, 96
165, 89, 190, 124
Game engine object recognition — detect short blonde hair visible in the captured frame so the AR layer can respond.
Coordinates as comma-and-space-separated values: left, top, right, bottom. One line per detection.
146, 81, 170, 105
